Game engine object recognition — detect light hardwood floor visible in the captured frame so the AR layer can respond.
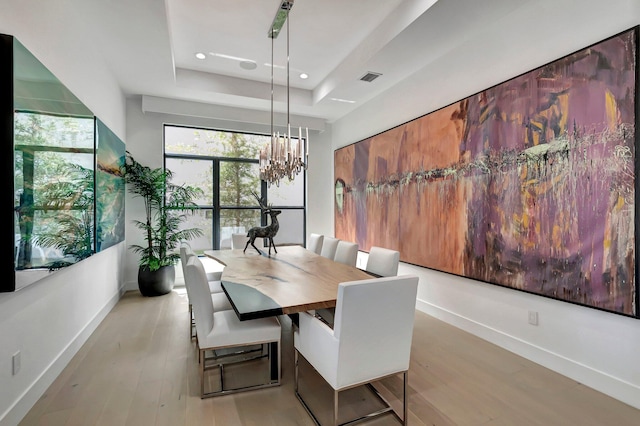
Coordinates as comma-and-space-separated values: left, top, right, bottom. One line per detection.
19, 289, 640, 426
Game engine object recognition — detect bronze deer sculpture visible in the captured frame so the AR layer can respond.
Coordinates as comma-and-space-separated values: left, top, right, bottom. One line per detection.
244, 191, 281, 256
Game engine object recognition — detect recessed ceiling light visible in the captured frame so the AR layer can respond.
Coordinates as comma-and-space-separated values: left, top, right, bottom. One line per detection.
299, 73, 308, 79
265, 62, 285, 70
212, 52, 254, 62
240, 60, 257, 70
330, 97, 356, 104
265, 62, 306, 75
195, 52, 206, 60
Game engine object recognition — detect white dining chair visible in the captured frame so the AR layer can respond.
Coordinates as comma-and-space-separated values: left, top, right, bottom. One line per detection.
180, 245, 200, 339
307, 233, 324, 255
315, 239, 360, 327
182, 252, 233, 341
333, 240, 358, 266
365, 246, 400, 277
294, 274, 419, 425
231, 233, 249, 250
186, 255, 233, 310
181, 246, 224, 293
181, 246, 231, 338
320, 236, 340, 259
185, 256, 282, 398
181, 243, 223, 281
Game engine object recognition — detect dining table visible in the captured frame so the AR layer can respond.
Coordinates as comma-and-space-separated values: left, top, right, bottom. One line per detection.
204, 245, 373, 320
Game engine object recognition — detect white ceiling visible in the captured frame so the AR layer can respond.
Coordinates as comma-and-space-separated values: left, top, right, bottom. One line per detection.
76, 0, 537, 125
8, 0, 636, 131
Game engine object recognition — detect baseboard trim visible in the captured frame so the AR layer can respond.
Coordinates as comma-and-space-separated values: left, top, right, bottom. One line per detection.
124, 280, 138, 292
1, 288, 123, 426
415, 298, 640, 410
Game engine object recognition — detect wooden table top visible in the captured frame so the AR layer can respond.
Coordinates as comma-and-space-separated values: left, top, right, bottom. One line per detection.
204, 245, 373, 320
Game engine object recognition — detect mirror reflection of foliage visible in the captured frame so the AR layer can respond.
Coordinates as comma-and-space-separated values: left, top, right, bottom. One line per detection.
14, 112, 95, 271
13, 113, 59, 201
15, 112, 94, 147
14, 112, 94, 201
30, 161, 95, 270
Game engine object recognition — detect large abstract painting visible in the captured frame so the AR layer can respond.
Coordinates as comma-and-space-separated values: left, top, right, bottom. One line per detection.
335, 27, 639, 317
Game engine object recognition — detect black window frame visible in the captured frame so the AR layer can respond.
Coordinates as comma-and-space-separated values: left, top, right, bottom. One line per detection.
163, 124, 307, 250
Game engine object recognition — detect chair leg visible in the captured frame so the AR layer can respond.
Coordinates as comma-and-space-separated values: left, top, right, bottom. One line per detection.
200, 342, 281, 398
219, 363, 225, 391
294, 349, 322, 425
333, 389, 339, 426
189, 303, 194, 339
267, 341, 277, 381
199, 348, 206, 398
295, 351, 407, 426
294, 349, 299, 393
402, 371, 407, 425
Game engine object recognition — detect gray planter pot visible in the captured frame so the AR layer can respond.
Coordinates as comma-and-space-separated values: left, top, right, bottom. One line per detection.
138, 265, 175, 297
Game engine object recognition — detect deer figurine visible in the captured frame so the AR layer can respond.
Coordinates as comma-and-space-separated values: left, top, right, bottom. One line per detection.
244, 191, 281, 256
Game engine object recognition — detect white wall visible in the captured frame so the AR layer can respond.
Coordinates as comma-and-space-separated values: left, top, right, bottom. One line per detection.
0, 246, 126, 426
306, 124, 335, 238
327, 0, 640, 410
0, 1, 127, 424
0, 0, 126, 138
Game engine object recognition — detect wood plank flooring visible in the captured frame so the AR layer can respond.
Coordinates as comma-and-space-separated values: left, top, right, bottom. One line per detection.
18, 289, 640, 426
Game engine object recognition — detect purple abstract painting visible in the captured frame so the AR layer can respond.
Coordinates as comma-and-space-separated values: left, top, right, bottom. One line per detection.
335, 27, 638, 317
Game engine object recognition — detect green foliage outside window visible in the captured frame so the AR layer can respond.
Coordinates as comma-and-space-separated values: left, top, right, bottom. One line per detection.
164, 125, 305, 249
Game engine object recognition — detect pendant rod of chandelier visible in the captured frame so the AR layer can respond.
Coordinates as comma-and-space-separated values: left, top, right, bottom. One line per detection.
259, 0, 308, 188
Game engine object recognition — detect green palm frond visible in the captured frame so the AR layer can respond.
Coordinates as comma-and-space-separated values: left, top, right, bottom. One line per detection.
122, 151, 205, 271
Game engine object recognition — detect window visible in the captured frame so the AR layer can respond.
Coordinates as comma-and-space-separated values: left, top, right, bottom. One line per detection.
164, 125, 306, 251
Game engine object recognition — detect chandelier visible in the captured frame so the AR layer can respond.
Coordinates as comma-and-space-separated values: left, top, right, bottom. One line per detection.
259, 0, 308, 187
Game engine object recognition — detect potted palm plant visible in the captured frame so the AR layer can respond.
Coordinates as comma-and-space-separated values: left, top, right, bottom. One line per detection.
122, 151, 204, 296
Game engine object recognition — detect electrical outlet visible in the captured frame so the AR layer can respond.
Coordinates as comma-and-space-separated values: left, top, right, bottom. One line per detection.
12, 351, 21, 375
528, 311, 539, 326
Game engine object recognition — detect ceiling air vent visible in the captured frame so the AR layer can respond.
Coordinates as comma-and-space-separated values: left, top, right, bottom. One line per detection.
359, 71, 382, 82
